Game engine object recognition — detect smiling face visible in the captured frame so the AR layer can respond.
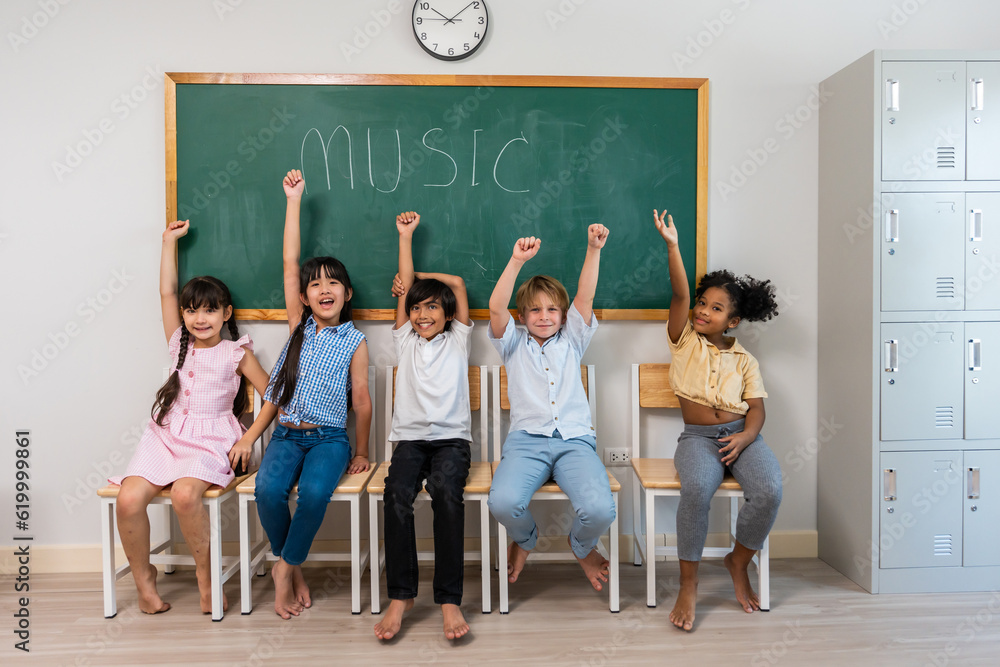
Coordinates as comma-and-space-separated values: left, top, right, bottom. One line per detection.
301, 266, 351, 328
519, 293, 565, 345
183, 304, 232, 347
692, 286, 740, 338
409, 296, 451, 340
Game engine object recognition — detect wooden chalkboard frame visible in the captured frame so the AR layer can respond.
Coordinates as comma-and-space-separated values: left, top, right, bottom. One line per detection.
165, 73, 708, 321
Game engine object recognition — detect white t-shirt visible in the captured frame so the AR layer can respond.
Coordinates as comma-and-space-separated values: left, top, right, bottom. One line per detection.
389, 319, 473, 442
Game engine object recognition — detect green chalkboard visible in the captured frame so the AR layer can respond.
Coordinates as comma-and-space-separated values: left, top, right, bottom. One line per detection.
167, 74, 707, 319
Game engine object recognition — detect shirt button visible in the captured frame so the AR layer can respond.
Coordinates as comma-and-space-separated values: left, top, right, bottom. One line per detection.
550, 382, 554, 385
545, 368, 549, 371
182, 409, 188, 415
554, 417, 559, 420
188, 371, 194, 378
184, 390, 190, 396
551, 401, 555, 404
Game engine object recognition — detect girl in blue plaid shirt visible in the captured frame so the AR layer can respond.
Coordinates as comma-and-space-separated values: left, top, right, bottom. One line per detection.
255, 169, 372, 620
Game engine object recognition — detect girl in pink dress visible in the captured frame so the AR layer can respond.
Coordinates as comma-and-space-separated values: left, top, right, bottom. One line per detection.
110, 219, 277, 615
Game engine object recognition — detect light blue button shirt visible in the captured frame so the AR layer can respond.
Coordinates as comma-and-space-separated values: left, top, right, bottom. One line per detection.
488, 303, 598, 440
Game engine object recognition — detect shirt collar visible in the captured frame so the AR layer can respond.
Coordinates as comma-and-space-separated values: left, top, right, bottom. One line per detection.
302, 315, 353, 340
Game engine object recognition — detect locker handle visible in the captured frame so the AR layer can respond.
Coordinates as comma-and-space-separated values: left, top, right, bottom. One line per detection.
970, 209, 983, 241
885, 340, 898, 372
969, 339, 981, 371
884, 469, 897, 501
886, 79, 900, 111
968, 467, 980, 499
972, 78, 984, 111
885, 209, 899, 243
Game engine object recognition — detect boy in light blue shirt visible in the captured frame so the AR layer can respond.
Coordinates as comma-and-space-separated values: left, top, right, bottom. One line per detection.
487, 224, 615, 592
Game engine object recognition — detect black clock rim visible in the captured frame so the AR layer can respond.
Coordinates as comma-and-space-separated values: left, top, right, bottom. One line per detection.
411, 0, 488, 61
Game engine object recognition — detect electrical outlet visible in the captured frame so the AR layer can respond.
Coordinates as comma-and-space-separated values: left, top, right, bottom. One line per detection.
604, 447, 631, 466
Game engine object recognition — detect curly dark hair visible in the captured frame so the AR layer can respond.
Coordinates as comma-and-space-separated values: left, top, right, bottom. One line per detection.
694, 269, 779, 323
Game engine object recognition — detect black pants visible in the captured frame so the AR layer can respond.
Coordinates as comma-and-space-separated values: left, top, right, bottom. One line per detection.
383, 438, 471, 605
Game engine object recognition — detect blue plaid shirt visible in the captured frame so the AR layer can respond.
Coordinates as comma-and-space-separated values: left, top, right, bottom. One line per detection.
264, 316, 365, 427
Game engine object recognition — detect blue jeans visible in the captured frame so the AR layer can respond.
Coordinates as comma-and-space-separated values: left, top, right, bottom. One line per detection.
255, 424, 351, 566
488, 431, 615, 559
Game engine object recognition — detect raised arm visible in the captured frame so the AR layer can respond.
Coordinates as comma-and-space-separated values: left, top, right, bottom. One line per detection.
159, 220, 189, 342
655, 209, 690, 344
347, 341, 372, 474
572, 223, 610, 324
489, 237, 540, 338
394, 211, 420, 329
282, 170, 306, 333
417, 272, 470, 326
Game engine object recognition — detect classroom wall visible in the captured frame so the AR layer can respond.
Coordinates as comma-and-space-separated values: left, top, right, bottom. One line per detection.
3, 0, 999, 568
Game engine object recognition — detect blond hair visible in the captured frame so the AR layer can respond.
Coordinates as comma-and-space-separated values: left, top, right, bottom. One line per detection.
515, 275, 570, 316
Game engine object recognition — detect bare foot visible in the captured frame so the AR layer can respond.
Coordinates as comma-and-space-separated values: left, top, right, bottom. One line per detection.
374, 598, 414, 640
573, 545, 610, 592
725, 551, 760, 613
198, 588, 229, 614
670, 580, 698, 631
291, 564, 312, 609
442, 603, 469, 640
271, 559, 304, 619
135, 564, 171, 614
507, 541, 530, 584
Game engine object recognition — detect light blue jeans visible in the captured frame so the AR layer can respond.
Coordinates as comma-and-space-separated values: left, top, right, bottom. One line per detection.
488, 430, 615, 559
254, 424, 351, 566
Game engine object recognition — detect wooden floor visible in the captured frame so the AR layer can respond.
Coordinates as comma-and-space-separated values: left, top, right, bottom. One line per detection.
6, 559, 1000, 666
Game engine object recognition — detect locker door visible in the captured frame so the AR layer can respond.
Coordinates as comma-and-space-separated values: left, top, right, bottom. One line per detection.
880, 451, 963, 569
967, 62, 1000, 180
881, 193, 965, 311
881, 322, 964, 440
882, 61, 966, 181
965, 193, 1000, 311
966, 323, 1000, 440
963, 450, 1000, 566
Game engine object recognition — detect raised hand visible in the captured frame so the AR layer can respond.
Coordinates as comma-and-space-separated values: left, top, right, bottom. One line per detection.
390, 273, 406, 297
283, 169, 305, 199
163, 219, 189, 243
653, 209, 678, 247
588, 223, 610, 249
512, 236, 541, 263
396, 211, 420, 237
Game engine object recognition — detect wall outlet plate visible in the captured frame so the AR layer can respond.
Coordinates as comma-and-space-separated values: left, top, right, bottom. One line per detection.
605, 447, 631, 466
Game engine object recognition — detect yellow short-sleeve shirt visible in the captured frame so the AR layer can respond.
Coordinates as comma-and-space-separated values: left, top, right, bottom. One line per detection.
667, 319, 767, 415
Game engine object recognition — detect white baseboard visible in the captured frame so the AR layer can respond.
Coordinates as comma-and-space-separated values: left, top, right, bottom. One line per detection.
3, 531, 817, 574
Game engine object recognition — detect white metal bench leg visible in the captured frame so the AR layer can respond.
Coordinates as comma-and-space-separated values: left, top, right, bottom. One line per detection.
101, 498, 118, 618
646, 488, 656, 607
369, 492, 381, 614
632, 482, 642, 566
239, 494, 253, 614
163, 506, 176, 574
609, 491, 619, 613
497, 522, 509, 614
209, 499, 224, 621
759, 536, 770, 611
350, 495, 362, 614
480, 496, 491, 613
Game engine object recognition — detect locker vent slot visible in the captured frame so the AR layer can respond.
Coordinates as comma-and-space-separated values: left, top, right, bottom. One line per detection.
935, 277, 956, 298
933, 534, 953, 556
935, 407, 955, 428
936, 146, 956, 168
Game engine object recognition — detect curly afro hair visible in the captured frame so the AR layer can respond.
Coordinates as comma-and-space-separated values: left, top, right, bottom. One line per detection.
694, 270, 779, 323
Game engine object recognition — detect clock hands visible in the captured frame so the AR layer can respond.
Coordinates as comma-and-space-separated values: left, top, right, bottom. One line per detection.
430, 8, 459, 24
447, 2, 476, 22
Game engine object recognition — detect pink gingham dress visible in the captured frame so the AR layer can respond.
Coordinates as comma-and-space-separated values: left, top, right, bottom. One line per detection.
110, 327, 251, 488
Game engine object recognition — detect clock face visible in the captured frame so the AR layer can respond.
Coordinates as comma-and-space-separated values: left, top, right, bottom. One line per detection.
412, 1, 489, 61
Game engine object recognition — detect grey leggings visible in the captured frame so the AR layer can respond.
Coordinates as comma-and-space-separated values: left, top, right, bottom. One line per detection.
675, 419, 782, 561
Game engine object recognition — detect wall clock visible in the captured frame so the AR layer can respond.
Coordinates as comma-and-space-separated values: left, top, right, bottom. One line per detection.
412, 1, 489, 61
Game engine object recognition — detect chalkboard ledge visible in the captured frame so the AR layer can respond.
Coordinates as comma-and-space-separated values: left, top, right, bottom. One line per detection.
233, 309, 671, 322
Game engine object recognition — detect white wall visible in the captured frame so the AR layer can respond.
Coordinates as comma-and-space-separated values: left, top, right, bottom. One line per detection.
3, 0, 999, 557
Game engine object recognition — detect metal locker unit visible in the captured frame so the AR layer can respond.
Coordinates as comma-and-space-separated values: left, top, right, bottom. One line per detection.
963, 450, 1000, 567
880, 192, 965, 311
879, 451, 963, 569
965, 193, 1000, 310
967, 62, 1000, 181
820, 50, 1000, 595
881, 322, 964, 441
882, 61, 966, 181
966, 323, 1000, 440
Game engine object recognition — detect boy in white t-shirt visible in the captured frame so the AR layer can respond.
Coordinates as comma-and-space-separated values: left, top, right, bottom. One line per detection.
374, 212, 473, 642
